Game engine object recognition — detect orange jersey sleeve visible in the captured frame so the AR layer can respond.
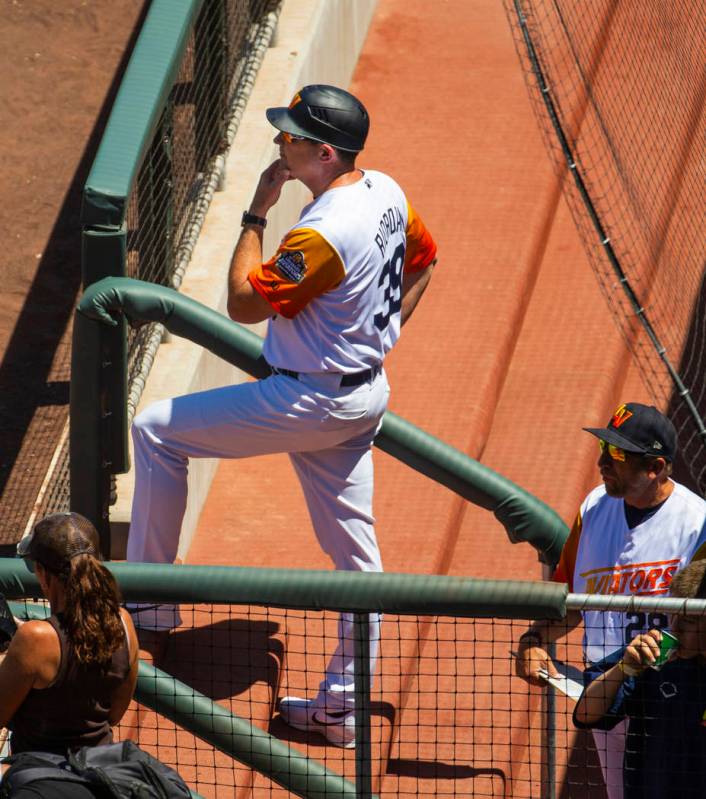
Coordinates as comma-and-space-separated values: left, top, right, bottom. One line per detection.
552, 511, 582, 592
248, 227, 345, 319
404, 202, 437, 273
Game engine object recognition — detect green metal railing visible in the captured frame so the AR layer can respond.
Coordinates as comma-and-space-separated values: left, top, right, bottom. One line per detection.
137, 661, 361, 799
76, 276, 570, 564
0, 558, 567, 798
8, 559, 706, 797
0, 559, 567, 619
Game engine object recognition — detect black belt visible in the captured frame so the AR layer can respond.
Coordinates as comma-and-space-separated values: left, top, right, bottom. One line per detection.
271, 364, 382, 387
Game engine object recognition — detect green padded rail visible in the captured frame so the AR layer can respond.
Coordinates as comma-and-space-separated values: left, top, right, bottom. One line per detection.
81, 0, 203, 228
0, 559, 567, 620
136, 661, 362, 798
77, 276, 570, 565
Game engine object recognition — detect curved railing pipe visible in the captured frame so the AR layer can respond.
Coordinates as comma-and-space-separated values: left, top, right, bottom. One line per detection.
0, 555, 567, 621
136, 661, 361, 799
76, 277, 569, 565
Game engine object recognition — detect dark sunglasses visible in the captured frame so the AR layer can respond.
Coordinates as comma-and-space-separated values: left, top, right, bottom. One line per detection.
281, 131, 311, 144
599, 439, 626, 462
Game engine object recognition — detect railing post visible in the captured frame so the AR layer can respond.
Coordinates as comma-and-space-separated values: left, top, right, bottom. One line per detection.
353, 612, 373, 798
543, 640, 557, 799
71, 227, 129, 558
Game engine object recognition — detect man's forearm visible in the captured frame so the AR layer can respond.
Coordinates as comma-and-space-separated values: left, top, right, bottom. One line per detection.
229, 226, 263, 293
227, 158, 291, 323
520, 610, 582, 646
227, 225, 272, 323
400, 261, 434, 326
514, 610, 582, 684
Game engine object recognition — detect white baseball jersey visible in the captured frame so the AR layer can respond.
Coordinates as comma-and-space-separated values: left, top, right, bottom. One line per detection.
129, 161, 437, 708
554, 482, 706, 663
249, 169, 437, 373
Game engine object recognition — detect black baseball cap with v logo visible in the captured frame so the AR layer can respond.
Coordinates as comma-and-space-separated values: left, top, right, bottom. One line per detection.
583, 402, 677, 461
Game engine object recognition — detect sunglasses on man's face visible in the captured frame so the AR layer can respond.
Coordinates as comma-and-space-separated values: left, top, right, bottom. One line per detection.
599, 439, 626, 462
281, 131, 310, 144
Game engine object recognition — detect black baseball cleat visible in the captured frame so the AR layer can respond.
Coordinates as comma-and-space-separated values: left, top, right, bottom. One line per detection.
278, 696, 355, 748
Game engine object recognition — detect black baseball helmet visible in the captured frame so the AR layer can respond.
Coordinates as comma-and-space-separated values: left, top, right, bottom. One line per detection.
266, 84, 369, 152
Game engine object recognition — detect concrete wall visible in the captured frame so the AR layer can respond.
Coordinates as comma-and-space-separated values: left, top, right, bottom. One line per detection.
111, 0, 379, 559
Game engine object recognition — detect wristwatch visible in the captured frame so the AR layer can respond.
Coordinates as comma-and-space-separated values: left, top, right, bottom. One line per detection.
241, 211, 267, 228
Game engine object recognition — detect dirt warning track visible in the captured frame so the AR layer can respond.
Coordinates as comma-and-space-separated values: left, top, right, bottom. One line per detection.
0, 0, 149, 546
189, 1, 650, 795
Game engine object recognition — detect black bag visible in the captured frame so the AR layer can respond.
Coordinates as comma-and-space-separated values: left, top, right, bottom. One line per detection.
0, 593, 18, 653
1, 740, 191, 798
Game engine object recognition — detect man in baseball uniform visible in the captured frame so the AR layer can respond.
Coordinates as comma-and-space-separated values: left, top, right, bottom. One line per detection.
127, 85, 437, 747
514, 402, 706, 798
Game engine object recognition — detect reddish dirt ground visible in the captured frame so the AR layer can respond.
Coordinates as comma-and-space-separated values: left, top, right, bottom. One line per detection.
0, 0, 148, 544
186, 1, 649, 796
185, 0, 657, 795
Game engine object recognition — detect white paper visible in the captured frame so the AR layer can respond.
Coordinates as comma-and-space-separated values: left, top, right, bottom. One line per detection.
537, 667, 584, 701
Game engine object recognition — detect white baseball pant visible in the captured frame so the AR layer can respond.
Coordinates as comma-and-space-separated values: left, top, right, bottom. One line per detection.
592, 722, 626, 799
128, 368, 389, 709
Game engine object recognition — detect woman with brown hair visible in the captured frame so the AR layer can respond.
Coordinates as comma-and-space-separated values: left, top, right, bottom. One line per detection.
0, 512, 139, 797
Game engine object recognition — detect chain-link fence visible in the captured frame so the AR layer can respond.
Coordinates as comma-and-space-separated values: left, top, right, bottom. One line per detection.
123, 0, 281, 425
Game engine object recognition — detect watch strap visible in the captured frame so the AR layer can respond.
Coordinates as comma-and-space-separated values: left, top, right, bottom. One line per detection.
241, 211, 267, 228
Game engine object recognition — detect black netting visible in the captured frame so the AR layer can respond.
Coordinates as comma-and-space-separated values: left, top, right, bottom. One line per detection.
9, 589, 706, 797
36, 438, 71, 519
504, 0, 706, 494
119, 607, 547, 797
126, 604, 705, 797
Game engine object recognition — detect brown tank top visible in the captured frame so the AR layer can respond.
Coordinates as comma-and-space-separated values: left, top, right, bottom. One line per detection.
9, 612, 131, 755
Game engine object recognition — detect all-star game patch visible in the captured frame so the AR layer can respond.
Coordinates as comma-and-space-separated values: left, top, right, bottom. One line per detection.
275, 250, 307, 283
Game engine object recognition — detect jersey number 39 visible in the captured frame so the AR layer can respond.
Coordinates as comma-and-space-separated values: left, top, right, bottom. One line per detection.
374, 243, 405, 332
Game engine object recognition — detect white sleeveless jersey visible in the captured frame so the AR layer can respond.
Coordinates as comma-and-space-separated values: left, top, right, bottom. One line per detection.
556, 482, 706, 663
249, 170, 436, 373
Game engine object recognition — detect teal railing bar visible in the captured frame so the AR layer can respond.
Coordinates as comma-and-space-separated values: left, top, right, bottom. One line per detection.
353, 613, 373, 798
81, 0, 203, 228
136, 660, 361, 799
0, 559, 567, 620
76, 276, 570, 565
